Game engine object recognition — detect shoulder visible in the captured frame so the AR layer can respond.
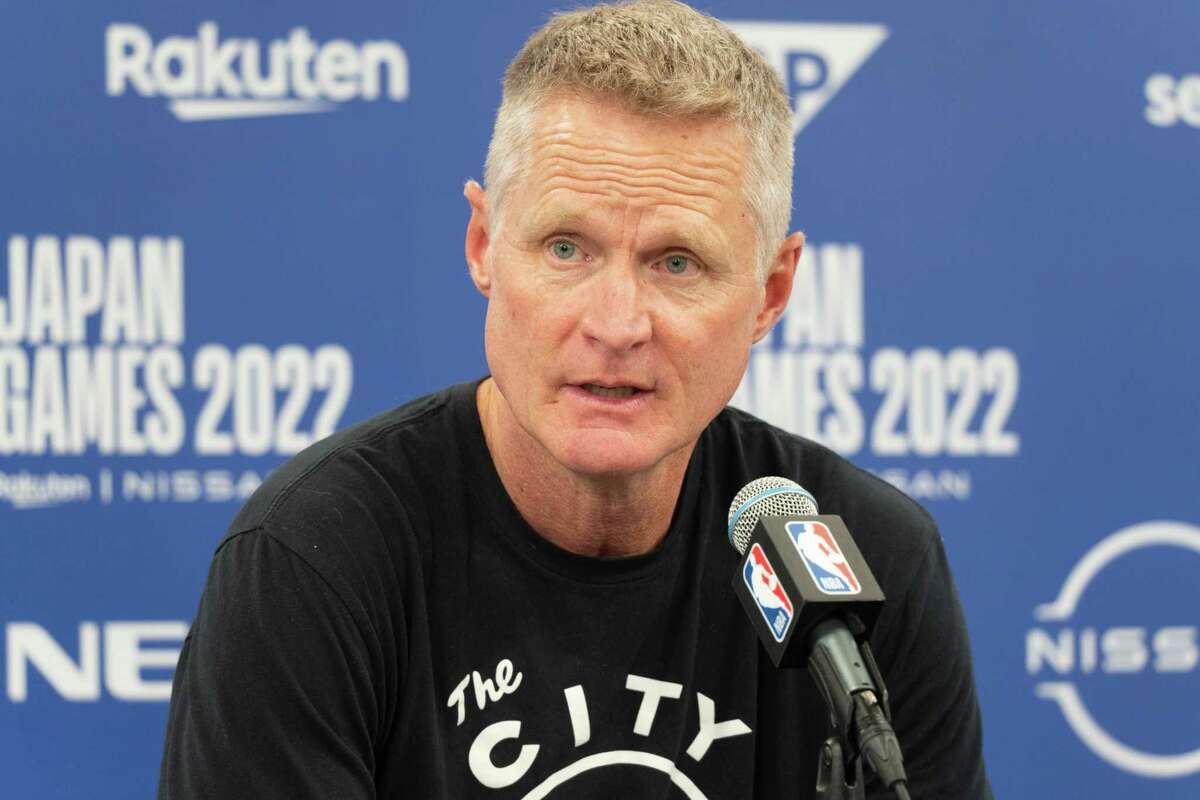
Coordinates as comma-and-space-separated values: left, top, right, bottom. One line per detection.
225, 384, 454, 540
707, 404, 940, 576
210, 382, 477, 611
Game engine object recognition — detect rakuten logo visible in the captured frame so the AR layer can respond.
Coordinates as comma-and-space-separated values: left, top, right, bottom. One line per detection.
105, 22, 408, 121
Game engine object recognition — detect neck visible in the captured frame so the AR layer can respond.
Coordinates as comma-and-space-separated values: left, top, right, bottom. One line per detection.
476, 378, 693, 558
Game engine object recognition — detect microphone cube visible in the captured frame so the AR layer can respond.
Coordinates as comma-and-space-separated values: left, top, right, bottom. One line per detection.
733, 515, 885, 668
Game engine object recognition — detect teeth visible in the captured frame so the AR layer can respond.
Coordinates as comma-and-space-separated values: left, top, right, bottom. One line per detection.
583, 384, 636, 398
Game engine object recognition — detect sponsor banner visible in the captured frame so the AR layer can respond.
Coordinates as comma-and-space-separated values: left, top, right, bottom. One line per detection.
0, 234, 354, 507
1, 2, 1197, 799
727, 21, 888, 136
731, 241, 1021, 503
106, 22, 409, 121
1027, 522, 1200, 779
1145, 73, 1200, 128
5, 620, 187, 703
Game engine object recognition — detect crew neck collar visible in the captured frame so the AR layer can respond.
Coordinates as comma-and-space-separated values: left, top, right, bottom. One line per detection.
450, 378, 703, 585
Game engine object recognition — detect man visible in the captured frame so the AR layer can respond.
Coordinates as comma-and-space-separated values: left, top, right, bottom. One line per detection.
159, 2, 992, 797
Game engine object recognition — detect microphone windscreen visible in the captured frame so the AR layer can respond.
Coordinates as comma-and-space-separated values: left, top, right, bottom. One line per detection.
727, 476, 818, 555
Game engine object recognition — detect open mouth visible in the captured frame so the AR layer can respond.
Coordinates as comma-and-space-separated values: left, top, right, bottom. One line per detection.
581, 383, 639, 398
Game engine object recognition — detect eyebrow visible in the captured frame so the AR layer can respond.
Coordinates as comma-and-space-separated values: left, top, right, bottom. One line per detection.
520, 205, 593, 239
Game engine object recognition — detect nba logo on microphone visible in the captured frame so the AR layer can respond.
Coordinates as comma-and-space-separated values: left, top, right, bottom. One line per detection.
786, 521, 862, 595
743, 543, 794, 642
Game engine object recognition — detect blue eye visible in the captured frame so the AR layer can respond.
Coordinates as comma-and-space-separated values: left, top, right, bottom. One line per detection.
550, 240, 578, 260
663, 255, 694, 275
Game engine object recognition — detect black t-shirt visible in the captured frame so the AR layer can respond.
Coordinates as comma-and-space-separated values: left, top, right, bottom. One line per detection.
158, 379, 992, 799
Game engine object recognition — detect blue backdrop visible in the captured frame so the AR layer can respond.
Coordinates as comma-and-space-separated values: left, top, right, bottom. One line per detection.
2, 1, 1198, 797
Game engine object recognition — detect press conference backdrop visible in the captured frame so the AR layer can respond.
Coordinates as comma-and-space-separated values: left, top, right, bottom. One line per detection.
1, 1, 1197, 797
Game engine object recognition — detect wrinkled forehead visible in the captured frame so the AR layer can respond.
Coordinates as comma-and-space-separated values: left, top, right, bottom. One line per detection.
530, 96, 746, 195
510, 94, 753, 243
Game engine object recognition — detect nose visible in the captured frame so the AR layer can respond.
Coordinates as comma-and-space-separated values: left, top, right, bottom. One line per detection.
578, 262, 652, 353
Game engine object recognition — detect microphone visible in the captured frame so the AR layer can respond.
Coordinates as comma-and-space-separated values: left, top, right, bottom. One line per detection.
727, 476, 910, 799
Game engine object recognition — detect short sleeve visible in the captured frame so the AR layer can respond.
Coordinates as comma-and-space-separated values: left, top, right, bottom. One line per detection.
157, 529, 384, 800
868, 532, 994, 800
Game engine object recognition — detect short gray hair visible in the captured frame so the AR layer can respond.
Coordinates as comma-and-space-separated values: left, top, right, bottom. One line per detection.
484, 0, 793, 281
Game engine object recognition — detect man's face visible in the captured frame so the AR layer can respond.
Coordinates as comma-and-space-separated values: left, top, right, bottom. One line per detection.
467, 93, 795, 479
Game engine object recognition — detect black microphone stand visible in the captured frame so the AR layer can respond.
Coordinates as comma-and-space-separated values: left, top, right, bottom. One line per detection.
815, 736, 865, 800
808, 614, 905, 800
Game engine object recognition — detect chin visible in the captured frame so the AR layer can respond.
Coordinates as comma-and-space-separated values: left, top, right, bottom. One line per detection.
550, 430, 663, 478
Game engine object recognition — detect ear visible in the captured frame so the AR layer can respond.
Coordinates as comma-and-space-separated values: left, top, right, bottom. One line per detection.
464, 180, 493, 297
751, 231, 804, 343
